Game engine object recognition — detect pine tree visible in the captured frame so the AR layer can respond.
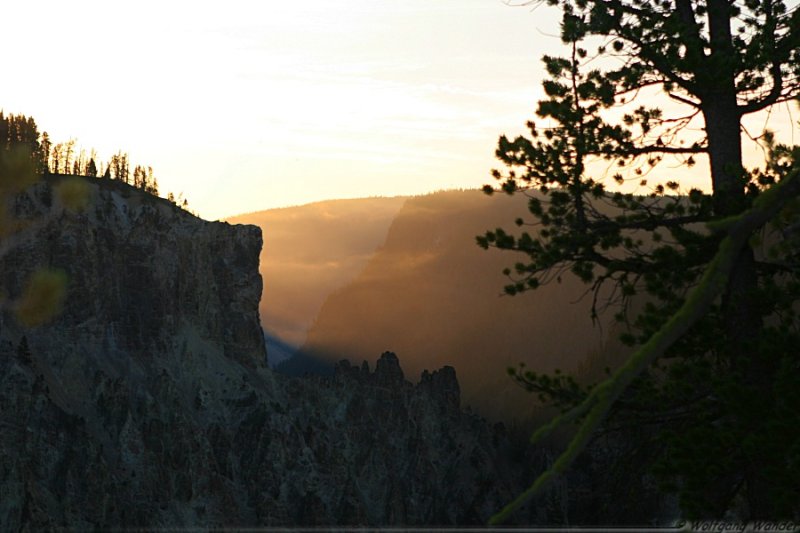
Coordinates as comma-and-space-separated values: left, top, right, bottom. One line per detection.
482, 0, 800, 522
39, 132, 51, 174
50, 143, 63, 175
63, 139, 75, 175
133, 164, 143, 189
145, 166, 158, 195
86, 158, 97, 178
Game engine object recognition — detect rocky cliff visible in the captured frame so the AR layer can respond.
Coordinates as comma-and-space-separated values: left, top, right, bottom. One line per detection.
0, 176, 540, 529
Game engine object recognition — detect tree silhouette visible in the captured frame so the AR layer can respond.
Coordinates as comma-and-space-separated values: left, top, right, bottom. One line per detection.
38, 132, 51, 174
2, 112, 164, 199
482, 0, 800, 522
87, 158, 97, 178
50, 143, 64, 174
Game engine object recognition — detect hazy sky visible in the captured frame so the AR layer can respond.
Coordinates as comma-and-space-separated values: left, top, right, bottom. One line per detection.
3, 0, 567, 219
4, 1, 796, 219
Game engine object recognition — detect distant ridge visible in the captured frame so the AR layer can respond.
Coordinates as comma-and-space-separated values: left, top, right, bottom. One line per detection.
228, 196, 407, 352
291, 189, 619, 422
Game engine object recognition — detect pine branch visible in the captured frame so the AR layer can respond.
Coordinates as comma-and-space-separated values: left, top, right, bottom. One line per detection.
489, 165, 800, 525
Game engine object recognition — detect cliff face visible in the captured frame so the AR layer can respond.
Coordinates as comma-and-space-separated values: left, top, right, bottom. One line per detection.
2, 175, 266, 370
0, 177, 531, 528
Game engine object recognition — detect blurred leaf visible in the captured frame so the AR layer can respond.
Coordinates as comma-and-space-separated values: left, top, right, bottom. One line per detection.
0, 145, 39, 195
55, 177, 92, 213
15, 268, 68, 327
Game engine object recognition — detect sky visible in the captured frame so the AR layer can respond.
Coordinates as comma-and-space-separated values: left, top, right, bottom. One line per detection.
3, 0, 567, 220
3, 1, 797, 220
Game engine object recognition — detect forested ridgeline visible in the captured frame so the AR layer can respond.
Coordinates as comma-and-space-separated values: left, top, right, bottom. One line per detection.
0, 111, 162, 199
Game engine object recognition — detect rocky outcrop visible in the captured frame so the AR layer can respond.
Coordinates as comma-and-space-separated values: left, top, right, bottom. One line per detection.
0, 176, 537, 529
335, 352, 459, 412
418, 365, 460, 411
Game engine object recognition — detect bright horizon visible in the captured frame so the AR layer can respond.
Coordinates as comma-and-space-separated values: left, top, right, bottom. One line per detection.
4, 1, 796, 220
3, 0, 567, 220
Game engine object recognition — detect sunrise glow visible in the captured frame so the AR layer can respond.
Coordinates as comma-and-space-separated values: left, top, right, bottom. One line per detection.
3, 0, 796, 219
2, 0, 562, 219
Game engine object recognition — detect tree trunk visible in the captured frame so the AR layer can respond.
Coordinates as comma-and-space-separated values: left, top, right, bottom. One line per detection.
702, 86, 773, 522
701, 5, 772, 514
